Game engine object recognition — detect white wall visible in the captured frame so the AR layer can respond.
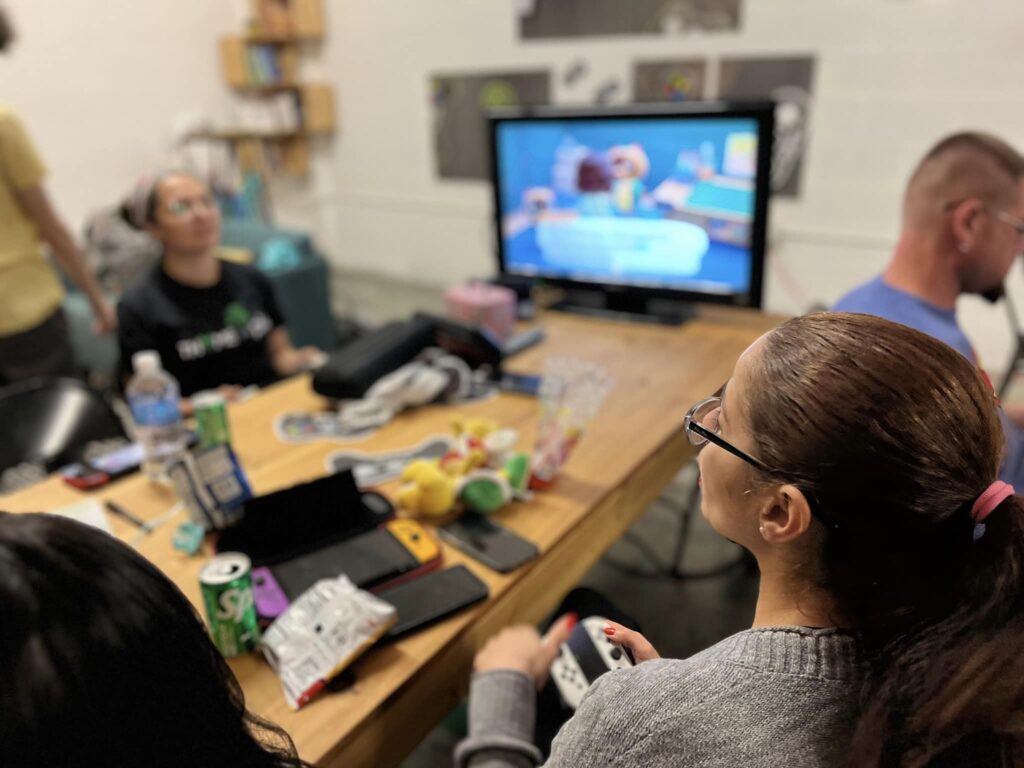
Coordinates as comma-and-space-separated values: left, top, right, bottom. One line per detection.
0, 0, 237, 230
6, 1, 1023, 375
282, 0, 1024, 377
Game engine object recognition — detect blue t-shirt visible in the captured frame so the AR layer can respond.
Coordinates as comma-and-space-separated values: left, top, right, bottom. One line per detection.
834, 275, 1024, 488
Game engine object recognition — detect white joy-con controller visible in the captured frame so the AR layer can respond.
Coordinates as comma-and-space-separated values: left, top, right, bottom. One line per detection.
550, 616, 633, 709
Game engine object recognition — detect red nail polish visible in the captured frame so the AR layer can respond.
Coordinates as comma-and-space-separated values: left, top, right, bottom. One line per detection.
603, 626, 615, 636
566, 613, 579, 630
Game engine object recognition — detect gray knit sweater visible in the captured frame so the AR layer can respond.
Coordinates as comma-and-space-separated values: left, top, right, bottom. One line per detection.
455, 627, 860, 767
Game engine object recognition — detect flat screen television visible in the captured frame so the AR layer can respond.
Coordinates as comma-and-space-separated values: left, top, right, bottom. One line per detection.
488, 102, 774, 323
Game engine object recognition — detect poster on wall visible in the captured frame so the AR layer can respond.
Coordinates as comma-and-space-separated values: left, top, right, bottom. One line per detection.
518, 0, 742, 38
633, 60, 708, 102
431, 71, 550, 180
717, 56, 817, 197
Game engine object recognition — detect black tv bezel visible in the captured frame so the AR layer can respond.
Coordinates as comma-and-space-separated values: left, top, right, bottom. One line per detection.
487, 101, 774, 311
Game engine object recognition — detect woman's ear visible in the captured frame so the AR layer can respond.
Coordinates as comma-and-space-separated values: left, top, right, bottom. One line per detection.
758, 484, 814, 544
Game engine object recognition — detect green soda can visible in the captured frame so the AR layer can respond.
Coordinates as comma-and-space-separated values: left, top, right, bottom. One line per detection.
193, 390, 231, 448
199, 552, 261, 657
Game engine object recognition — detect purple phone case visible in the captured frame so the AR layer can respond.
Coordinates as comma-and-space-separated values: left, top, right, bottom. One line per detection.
252, 566, 290, 618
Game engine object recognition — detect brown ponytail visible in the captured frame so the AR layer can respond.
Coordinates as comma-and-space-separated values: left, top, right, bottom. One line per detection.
748, 312, 1024, 766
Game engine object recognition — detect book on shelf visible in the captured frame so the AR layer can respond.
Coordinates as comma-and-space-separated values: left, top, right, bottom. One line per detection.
216, 92, 301, 135
245, 45, 283, 84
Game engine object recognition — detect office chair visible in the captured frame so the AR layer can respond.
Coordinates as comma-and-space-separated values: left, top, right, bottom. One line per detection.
0, 377, 129, 488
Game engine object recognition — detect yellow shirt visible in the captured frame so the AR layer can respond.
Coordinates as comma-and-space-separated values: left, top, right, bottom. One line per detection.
0, 105, 64, 335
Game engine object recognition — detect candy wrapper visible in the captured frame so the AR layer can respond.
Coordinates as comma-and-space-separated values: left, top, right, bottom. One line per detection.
260, 575, 397, 710
529, 358, 612, 489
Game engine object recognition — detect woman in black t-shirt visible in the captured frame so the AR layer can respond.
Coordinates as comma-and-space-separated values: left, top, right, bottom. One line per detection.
117, 172, 322, 399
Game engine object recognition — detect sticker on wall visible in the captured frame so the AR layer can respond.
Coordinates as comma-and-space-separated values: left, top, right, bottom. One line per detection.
563, 59, 590, 87
431, 71, 551, 181
633, 60, 708, 102
716, 56, 817, 198
518, 0, 742, 39
593, 79, 622, 106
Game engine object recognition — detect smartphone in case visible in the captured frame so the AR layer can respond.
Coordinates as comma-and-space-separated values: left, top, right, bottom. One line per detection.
377, 564, 489, 640
439, 514, 539, 573
60, 463, 110, 490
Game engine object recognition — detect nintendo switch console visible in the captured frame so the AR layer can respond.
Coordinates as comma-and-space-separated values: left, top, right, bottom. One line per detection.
252, 519, 441, 620
550, 616, 633, 709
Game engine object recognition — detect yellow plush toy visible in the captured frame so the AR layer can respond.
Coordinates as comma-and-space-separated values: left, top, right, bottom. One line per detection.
452, 416, 497, 440
396, 459, 457, 518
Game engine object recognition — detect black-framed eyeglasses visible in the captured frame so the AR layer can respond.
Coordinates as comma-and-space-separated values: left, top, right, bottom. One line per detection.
684, 396, 769, 471
684, 395, 839, 529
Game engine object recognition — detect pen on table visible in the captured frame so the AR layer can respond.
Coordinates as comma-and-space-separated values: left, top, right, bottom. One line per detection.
105, 500, 153, 533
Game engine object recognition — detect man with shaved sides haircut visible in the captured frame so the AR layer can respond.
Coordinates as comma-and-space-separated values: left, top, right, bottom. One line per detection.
836, 131, 1024, 484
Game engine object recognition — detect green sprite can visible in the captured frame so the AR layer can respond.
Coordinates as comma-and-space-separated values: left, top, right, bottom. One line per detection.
193, 390, 231, 448
199, 552, 260, 657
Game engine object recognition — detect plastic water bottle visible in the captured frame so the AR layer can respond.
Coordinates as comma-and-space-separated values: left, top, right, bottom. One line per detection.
126, 351, 187, 483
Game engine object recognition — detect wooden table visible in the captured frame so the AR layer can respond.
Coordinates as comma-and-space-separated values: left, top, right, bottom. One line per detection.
1, 308, 780, 767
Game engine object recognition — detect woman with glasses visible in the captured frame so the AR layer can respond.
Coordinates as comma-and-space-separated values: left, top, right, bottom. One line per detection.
457, 312, 1024, 767
117, 172, 322, 399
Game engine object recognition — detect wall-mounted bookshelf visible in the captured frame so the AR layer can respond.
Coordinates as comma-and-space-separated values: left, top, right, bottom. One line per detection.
212, 0, 334, 177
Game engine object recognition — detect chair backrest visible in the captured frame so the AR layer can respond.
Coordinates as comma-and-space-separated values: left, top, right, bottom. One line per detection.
0, 377, 128, 476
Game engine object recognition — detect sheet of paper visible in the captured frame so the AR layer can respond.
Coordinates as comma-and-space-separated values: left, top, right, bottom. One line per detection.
49, 499, 113, 535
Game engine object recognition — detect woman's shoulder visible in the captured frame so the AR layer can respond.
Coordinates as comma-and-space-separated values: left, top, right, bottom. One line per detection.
555, 630, 860, 765
583, 627, 860, 708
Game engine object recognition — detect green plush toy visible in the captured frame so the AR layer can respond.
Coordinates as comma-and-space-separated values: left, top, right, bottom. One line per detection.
459, 472, 511, 515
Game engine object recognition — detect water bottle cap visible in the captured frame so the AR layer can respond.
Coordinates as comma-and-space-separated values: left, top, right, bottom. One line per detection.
132, 350, 162, 374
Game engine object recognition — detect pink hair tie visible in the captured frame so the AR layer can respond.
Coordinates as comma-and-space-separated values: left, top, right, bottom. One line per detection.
971, 481, 1014, 523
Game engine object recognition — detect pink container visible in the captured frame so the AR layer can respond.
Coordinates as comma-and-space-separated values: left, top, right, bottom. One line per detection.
443, 282, 517, 343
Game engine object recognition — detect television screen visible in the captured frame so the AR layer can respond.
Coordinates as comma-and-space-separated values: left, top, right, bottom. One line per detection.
491, 107, 771, 306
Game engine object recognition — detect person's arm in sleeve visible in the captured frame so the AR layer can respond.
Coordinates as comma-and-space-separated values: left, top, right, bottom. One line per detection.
16, 186, 116, 333
456, 669, 544, 768
456, 618, 581, 768
0, 112, 115, 333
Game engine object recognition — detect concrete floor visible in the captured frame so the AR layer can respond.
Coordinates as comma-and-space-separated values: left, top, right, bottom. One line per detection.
329, 271, 760, 767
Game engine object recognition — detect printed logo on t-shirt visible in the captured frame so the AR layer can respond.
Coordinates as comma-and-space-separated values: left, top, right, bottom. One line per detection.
175, 303, 273, 362
224, 301, 252, 329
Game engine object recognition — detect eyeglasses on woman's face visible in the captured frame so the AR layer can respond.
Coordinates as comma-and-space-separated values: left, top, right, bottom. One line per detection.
683, 394, 838, 529
164, 194, 217, 219
684, 395, 769, 472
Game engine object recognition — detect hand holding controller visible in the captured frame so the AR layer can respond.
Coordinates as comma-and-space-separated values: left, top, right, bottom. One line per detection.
550, 615, 633, 709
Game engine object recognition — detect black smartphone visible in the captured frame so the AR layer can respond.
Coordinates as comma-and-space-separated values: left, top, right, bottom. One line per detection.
377, 565, 489, 640
439, 514, 539, 573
